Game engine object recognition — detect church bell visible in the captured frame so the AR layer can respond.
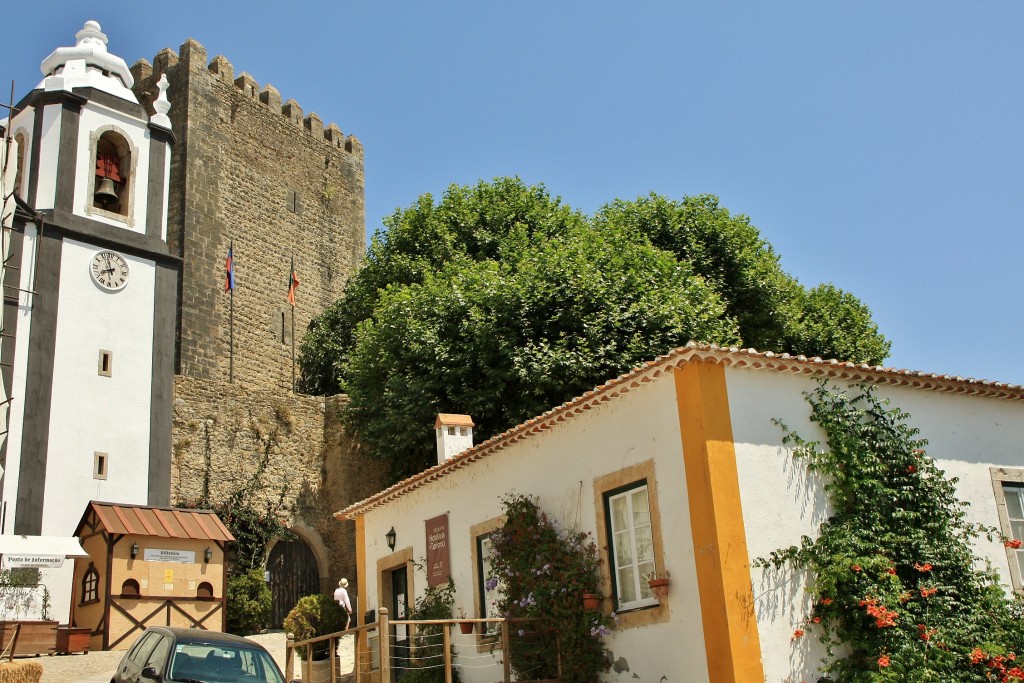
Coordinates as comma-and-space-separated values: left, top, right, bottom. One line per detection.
95, 177, 118, 205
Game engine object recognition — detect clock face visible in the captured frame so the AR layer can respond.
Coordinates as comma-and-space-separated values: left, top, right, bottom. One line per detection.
90, 251, 130, 291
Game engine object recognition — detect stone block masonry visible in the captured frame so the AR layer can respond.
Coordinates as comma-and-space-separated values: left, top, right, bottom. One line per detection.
172, 377, 389, 593
132, 39, 366, 392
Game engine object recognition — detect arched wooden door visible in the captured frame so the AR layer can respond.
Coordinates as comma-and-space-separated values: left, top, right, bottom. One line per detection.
267, 539, 320, 627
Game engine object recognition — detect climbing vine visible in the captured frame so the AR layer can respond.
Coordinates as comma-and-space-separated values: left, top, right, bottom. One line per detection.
754, 382, 1024, 682
487, 493, 614, 683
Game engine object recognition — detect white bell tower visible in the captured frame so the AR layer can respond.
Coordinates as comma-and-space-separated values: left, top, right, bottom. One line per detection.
0, 20, 177, 552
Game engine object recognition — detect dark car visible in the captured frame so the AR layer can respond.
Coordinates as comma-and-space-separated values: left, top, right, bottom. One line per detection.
112, 627, 285, 683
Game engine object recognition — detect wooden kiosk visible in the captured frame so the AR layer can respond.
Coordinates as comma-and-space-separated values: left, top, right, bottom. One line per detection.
72, 502, 234, 650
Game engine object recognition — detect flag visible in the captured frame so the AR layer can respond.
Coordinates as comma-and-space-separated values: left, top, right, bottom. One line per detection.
224, 241, 235, 292
287, 257, 299, 307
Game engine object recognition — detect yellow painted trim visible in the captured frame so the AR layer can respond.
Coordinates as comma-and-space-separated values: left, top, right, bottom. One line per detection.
675, 361, 764, 683
354, 516, 367, 664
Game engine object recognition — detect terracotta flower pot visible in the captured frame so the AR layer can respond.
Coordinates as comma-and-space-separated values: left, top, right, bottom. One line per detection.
459, 621, 474, 635
648, 578, 670, 600
582, 593, 601, 611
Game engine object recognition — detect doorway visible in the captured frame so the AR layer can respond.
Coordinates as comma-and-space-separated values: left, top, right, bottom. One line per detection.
389, 565, 409, 681
267, 539, 319, 627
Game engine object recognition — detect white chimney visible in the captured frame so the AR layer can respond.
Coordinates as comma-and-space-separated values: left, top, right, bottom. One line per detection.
435, 413, 474, 464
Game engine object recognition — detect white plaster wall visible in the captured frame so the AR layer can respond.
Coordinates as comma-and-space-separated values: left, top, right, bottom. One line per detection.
42, 238, 155, 535
726, 367, 1024, 683
2, 225, 40, 532
33, 105, 62, 210
361, 376, 707, 683
73, 104, 151, 231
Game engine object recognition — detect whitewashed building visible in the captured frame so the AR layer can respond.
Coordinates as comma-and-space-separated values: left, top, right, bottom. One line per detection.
338, 344, 1024, 682
0, 21, 176, 621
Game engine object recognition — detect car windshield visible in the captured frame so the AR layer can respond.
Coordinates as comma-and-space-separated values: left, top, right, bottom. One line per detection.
167, 642, 284, 683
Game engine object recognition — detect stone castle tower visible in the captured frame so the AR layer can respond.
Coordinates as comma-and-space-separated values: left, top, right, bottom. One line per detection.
130, 38, 387, 624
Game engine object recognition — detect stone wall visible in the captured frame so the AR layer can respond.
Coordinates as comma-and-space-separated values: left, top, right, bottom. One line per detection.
171, 377, 389, 589
132, 40, 365, 391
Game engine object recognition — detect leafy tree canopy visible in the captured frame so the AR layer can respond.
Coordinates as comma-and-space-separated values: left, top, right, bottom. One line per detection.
300, 178, 890, 479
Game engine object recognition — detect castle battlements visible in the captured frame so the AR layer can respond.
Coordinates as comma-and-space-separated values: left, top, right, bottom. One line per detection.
130, 37, 362, 156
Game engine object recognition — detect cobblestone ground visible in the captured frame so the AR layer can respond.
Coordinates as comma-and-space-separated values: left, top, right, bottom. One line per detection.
31, 631, 357, 683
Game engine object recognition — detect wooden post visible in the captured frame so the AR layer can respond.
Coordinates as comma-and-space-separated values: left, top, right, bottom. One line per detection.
329, 635, 336, 683
285, 633, 294, 683
501, 622, 510, 682
379, 607, 390, 682
443, 625, 452, 683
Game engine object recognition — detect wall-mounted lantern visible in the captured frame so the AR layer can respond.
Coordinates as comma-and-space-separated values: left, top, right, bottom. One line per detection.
204, 547, 213, 564
386, 527, 397, 552
130, 543, 139, 559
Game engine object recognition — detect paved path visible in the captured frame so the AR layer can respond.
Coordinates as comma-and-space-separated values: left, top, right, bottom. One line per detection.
28, 631, 357, 683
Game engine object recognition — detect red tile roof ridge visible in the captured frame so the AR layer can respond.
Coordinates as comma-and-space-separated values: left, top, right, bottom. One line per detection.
335, 343, 1024, 519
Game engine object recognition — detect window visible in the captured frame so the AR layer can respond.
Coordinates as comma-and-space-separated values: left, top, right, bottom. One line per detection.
593, 460, 668, 629
470, 516, 505, 639
197, 581, 214, 599
91, 130, 132, 217
120, 578, 140, 597
81, 563, 100, 604
605, 483, 657, 611
93, 452, 108, 480
98, 350, 112, 377
993, 468, 1024, 590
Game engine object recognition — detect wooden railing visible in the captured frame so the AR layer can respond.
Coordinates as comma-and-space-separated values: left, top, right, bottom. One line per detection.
286, 607, 559, 683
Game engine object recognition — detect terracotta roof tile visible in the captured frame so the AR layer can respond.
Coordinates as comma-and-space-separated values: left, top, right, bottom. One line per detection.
336, 343, 1024, 520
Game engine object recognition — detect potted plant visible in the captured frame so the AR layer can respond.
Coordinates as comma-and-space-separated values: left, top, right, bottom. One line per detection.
645, 571, 671, 600
582, 593, 602, 611
456, 607, 474, 635
283, 593, 347, 680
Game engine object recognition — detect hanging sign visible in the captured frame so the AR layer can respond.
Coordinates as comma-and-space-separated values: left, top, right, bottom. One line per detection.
425, 514, 450, 587
144, 548, 196, 563
1, 554, 64, 568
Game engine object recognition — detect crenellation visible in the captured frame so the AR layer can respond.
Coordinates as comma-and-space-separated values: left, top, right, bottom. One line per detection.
345, 134, 363, 158
324, 123, 344, 145
153, 48, 179, 74
282, 99, 303, 125
235, 73, 259, 99
208, 55, 234, 83
259, 83, 282, 110
304, 112, 324, 139
130, 59, 153, 84
178, 38, 207, 70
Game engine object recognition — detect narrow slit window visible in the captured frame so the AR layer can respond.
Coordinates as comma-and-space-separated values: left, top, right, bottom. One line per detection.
94, 451, 108, 480
98, 349, 112, 376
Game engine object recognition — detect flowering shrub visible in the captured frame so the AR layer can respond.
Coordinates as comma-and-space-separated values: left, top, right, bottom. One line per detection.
487, 493, 614, 683
754, 382, 1024, 682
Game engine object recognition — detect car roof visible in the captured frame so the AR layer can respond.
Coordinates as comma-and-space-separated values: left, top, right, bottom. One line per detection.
148, 627, 268, 649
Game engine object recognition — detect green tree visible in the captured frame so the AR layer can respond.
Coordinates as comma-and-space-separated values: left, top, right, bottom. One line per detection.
300, 178, 890, 479
341, 217, 738, 477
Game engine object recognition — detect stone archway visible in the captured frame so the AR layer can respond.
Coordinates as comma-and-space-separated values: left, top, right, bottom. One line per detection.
266, 523, 331, 627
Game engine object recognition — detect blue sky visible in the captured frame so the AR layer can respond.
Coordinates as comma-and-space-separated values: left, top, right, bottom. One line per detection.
4, 2, 1022, 384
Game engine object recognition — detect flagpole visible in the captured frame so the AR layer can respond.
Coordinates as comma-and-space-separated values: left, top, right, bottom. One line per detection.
229, 285, 234, 383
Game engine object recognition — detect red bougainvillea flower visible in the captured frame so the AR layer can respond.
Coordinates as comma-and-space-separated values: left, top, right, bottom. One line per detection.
886, 567, 897, 575
878, 655, 890, 668
820, 597, 832, 605
906, 465, 917, 473
914, 562, 933, 572
851, 564, 862, 572
1005, 538, 1022, 549
811, 616, 821, 624
792, 629, 805, 640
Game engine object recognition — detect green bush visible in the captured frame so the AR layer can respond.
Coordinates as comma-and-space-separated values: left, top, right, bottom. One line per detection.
400, 579, 460, 683
225, 569, 271, 635
283, 594, 348, 660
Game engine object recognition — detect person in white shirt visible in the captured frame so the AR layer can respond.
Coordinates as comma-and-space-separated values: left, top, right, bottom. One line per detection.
334, 578, 352, 629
